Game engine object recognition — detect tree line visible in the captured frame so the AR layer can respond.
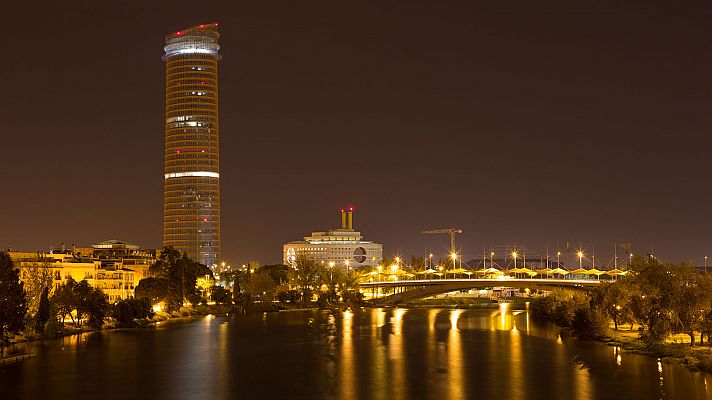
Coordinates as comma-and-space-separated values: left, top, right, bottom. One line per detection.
531, 255, 712, 346
0, 247, 370, 352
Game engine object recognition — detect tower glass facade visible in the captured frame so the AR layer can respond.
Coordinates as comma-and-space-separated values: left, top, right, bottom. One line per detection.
163, 23, 221, 266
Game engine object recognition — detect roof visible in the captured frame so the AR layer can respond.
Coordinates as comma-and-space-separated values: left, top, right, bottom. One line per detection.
165, 23, 220, 42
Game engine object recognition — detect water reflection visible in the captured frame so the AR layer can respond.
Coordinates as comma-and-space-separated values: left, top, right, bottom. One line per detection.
3, 308, 712, 400
390, 308, 407, 400
447, 309, 464, 400
340, 309, 355, 400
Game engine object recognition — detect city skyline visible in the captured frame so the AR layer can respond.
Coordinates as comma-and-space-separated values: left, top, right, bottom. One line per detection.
1, 2, 711, 265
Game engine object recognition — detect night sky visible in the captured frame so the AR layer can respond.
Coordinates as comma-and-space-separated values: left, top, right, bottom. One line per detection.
2, 1, 711, 265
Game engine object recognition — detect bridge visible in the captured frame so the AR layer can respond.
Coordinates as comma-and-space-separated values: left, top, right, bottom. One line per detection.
359, 277, 604, 307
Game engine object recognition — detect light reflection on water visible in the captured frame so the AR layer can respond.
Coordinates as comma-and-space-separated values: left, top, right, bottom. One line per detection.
2, 307, 712, 400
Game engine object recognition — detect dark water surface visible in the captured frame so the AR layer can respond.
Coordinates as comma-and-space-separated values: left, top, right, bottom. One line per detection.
1, 305, 711, 399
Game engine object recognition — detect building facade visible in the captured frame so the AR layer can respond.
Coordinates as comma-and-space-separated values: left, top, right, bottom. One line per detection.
283, 209, 382, 271
12, 253, 135, 303
91, 240, 156, 284
163, 23, 222, 266
10, 240, 157, 302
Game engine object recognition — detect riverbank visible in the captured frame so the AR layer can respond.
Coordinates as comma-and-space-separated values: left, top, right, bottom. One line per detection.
3, 301, 351, 349
586, 324, 712, 374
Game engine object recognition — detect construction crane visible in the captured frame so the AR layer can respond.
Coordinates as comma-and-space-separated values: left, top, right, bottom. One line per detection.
421, 228, 463, 255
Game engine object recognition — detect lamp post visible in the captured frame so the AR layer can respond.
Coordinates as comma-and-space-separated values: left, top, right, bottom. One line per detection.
490, 252, 495, 270
345, 259, 350, 275
577, 251, 584, 269
705, 256, 708, 273
512, 251, 518, 269
328, 261, 335, 283
451, 253, 457, 273
557, 251, 561, 269
429, 253, 433, 269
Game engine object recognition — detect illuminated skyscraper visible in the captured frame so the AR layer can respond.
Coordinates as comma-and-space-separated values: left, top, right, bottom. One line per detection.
162, 23, 221, 266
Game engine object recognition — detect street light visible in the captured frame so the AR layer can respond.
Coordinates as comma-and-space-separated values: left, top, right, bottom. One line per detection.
451, 252, 457, 270
557, 251, 561, 268
429, 253, 433, 269
577, 251, 584, 269
328, 261, 335, 282
512, 251, 518, 269
344, 259, 350, 275
490, 252, 495, 269
705, 256, 708, 273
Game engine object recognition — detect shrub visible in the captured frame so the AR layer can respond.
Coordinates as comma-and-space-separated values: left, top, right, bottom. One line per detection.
572, 306, 609, 339
112, 298, 154, 328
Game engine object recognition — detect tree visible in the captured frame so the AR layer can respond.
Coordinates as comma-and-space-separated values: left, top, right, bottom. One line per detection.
150, 246, 212, 311
261, 264, 290, 286
51, 278, 108, 329
112, 298, 154, 328
595, 282, 634, 331
627, 256, 705, 344
670, 272, 711, 346
135, 277, 170, 304
74, 280, 93, 326
84, 287, 108, 329
338, 270, 363, 304
34, 287, 50, 334
244, 270, 276, 302
212, 286, 231, 305
290, 256, 322, 305
20, 262, 55, 316
196, 276, 215, 303
52, 277, 79, 325
572, 306, 609, 339
231, 270, 277, 315
0, 252, 27, 351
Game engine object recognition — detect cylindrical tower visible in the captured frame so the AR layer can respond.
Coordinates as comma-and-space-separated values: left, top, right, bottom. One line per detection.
162, 23, 221, 266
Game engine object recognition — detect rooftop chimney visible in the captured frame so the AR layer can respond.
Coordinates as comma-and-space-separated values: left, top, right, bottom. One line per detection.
347, 207, 354, 230
340, 209, 346, 229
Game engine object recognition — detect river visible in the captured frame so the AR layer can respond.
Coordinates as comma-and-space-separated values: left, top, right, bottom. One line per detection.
1, 305, 711, 399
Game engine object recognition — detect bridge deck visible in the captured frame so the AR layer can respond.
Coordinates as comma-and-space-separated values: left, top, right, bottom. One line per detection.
359, 278, 603, 306
360, 278, 602, 288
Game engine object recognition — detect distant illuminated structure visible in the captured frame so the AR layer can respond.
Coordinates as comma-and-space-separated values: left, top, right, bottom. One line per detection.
162, 23, 221, 266
283, 208, 383, 270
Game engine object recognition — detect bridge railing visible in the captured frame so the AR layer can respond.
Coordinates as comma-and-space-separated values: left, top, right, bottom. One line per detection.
358, 267, 629, 285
